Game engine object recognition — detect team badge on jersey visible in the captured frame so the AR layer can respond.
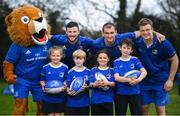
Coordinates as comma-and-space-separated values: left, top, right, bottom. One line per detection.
152, 49, 158, 55
59, 72, 64, 78
48, 71, 51, 75
130, 63, 135, 69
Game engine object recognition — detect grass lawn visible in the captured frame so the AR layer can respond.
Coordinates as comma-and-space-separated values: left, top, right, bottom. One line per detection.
0, 78, 179, 115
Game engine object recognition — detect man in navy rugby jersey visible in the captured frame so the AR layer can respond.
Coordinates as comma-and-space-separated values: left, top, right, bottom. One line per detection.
90, 22, 164, 66
134, 18, 179, 115
50, 21, 93, 68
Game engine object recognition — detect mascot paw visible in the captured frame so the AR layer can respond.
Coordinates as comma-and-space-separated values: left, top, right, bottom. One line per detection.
5, 72, 16, 84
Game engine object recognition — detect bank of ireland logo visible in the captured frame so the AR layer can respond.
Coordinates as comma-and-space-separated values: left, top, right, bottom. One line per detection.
152, 49, 158, 55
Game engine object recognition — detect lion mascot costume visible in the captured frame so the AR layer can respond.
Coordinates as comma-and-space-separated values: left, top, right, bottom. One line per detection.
3, 5, 51, 115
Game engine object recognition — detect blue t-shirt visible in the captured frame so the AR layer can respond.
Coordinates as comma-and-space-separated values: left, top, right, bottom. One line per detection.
90, 67, 114, 104
91, 32, 136, 65
134, 35, 176, 88
114, 56, 144, 95
5, 42, 52, 85
50, 35, 93, 68
66, 66, 90, 107
41, 63, 68, 103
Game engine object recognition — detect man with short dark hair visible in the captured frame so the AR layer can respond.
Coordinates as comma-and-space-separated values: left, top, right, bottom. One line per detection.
91, 22, 140, 66
50, 21, 93, 68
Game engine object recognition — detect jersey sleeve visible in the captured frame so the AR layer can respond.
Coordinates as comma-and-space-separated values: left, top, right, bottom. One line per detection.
113, 60, 119, 75
89, 69, 96, 84
66, 71, 73, 87
116, 32, 136, 41
162, 40, 176, 59
109, 69, 115, 82
85, 37, 94, 47
5, 43, 21, 64
134, 58, 144, 70
50, 34, 67, 45
40, 67, 46, 81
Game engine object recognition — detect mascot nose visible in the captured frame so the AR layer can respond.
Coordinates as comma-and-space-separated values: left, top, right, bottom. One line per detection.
35, 17, 43, 22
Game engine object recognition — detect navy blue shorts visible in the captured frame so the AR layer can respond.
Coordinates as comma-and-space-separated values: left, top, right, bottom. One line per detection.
41, 102, 65, 114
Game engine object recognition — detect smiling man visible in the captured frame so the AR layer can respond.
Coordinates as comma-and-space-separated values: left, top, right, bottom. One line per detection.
134, 18, 179, 115
91, 22, 140, 66
50, 21, 93, 68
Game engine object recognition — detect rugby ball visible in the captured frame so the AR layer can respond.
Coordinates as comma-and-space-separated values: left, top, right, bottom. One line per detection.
124, 70, 141, 78
94, 72, 109, 90
70, 77, 85, 94
95, 72, 108, 82
44, 80, 64, 94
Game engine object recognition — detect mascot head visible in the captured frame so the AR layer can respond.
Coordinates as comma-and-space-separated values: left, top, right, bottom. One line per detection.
5, 5, 51, 47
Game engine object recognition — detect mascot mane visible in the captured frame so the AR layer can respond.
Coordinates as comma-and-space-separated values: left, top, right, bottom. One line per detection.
5, 5, 51, 47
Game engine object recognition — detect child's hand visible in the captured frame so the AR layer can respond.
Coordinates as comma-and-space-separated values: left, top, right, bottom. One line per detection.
129, 78, 142, 85
67, 88, 76, 96
100, 80, 109, 87
62, 82, 67, 91
40, 81, 46, 91
93, 80, 102, 88
80, 83, 88, 92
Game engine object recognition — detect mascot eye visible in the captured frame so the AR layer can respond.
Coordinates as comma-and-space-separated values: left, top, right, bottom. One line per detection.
21, 16, 29, 24
38, 12, 43, 17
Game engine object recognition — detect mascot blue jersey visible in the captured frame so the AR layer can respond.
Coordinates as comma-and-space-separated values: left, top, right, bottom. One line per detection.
5, 42, 52, 85
114, 56, 144, 95
134, 35, 176, 87
66, 66, 90, 107
90, 67, 114, 104
41, 62, 68, 103
50, 35, 93, 67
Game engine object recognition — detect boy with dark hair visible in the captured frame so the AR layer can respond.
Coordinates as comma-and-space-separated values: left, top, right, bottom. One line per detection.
114, 39, 147, 115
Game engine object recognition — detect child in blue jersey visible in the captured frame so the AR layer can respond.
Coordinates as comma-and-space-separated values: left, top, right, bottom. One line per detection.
114, 39, 147, 115
135, 18, 179, 115
40, 46, 68, 115
90, 49, 115, 115
65, 49, 90, 115
50, 21, 93, 68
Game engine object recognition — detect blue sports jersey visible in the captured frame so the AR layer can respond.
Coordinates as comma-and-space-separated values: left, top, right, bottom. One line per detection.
41, 63, 68, 103
50, 35, 93, 67
114, 56, 144, 95
66, 66, 90, 107
5, 42, 52, 85
90, 67, 114, 104
134, 35, 176, 88
91, 32, 136, 64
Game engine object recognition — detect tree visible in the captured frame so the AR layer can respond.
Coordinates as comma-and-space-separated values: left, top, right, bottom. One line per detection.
158, 0, 180, 57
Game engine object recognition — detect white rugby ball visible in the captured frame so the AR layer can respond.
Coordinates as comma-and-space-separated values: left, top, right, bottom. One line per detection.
70, 77, 85, 94
44, 80, 64, 94
95, 72, 109, 90
124, 70, 141, 78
